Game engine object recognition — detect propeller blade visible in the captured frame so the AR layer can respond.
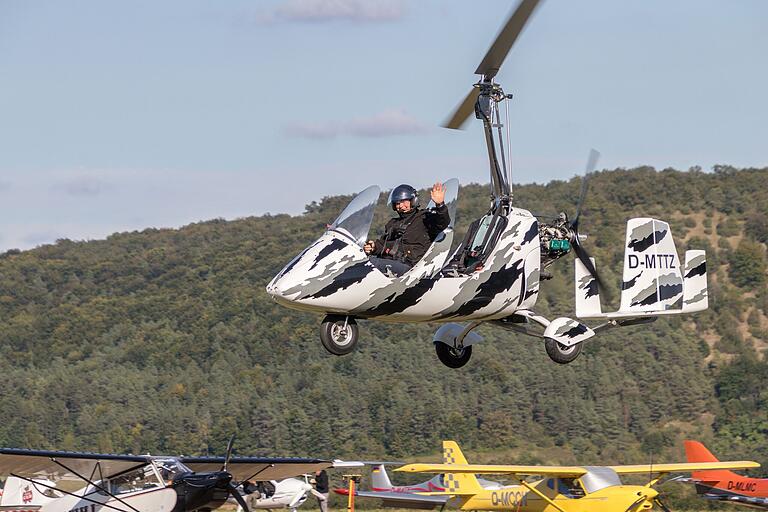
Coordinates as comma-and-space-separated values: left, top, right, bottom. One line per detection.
222, 434, 236, 472
443, 87, 480, 130
624, 496, 647, 512
475, 0, 543, 79
573, 148, 600, 229
229, 482, 251, 512
654, 498, 672, 512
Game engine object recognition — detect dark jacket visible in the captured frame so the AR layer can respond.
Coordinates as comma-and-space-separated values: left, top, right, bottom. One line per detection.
315, 470, 329, 493
373, 203, 451, 266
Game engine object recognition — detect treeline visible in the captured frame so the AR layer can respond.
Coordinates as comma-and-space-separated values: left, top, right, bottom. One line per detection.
0, 166, 766, 486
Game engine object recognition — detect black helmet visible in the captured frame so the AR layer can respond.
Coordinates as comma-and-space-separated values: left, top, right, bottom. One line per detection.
388, 184, 419, 211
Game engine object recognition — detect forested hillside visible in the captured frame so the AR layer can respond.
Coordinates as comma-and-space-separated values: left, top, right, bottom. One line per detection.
0, 166, 766, 490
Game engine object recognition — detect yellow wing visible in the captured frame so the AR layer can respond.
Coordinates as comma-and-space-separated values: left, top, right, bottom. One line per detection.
397, 463, 587, 478
610, 461, 760, 474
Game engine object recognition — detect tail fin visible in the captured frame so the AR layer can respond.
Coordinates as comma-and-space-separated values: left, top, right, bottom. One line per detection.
620, 218, 683, 312
442, 441, 482, 495
685, 440, 742, 482
370, 464, 394, 490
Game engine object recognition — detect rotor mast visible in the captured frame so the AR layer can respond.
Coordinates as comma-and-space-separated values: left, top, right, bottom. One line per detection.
442, 0, 542, 211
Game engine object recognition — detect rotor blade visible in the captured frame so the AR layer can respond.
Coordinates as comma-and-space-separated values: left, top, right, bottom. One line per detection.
229, 482, 251, 512
475, 0, 543, 79
223, 434, 236, 472
573, 149, 600, 228
443, 88, 480, 130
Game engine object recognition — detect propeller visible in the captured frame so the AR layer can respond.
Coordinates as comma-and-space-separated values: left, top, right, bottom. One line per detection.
654, 498, 673, 512
220, 434, 251, 512
222, 434, 236, 473
443, 0, 543, 129
230, 482, 251, 512
567, 149, 608, 295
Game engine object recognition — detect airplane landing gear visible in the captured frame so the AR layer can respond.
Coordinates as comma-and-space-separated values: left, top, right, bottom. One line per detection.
544, 339, 582, 364
435, 342, 473, 368
320, 315, 359, 355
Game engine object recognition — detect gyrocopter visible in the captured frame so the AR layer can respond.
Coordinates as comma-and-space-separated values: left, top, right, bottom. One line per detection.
267, 0, 709, 367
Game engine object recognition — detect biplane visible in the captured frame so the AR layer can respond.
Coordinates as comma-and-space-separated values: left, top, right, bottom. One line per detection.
0, 444, 331, 512
676, 440, 768, 509
395, 441, 759, 512
267, 0, 709, 367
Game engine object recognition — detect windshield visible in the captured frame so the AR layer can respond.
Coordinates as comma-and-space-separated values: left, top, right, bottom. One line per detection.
153, 458, 192, 481
329, 185, 380, 246
580, 467, 621, 493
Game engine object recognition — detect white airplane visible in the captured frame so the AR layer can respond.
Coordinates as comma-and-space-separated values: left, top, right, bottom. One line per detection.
234, 476, 314, 512
0, 444, 332, 512
0, 475, 63, 510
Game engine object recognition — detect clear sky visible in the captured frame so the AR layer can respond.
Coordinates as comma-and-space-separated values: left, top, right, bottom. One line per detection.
1, 0, 766, 251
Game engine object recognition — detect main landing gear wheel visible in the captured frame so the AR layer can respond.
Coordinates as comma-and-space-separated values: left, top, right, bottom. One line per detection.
435, 342, 473, 368
544, 339, 582, 364
319, 315, 359, 355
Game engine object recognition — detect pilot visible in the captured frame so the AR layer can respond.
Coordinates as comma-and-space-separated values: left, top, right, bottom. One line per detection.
364, 182, 450, 276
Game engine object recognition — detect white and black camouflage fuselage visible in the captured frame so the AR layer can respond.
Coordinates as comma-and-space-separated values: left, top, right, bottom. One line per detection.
267, 208, 541, 323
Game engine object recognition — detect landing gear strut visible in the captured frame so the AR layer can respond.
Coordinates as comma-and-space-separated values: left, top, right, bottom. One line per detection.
320, 315, 359, 355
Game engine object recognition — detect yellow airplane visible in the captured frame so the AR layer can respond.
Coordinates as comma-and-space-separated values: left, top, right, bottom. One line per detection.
396, 441, 760, 512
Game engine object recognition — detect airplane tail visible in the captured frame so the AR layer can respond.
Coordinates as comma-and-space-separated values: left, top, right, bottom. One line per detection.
0, 476, 59, 506
685, 440, 743, 482
441, 441, 482, 495
370, 464, 394, 490
576, 218, 708, 319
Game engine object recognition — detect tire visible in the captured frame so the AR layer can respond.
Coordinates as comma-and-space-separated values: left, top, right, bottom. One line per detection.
319, 315, 359, 355
544, 339, 582, 364
435, 342, 472, 368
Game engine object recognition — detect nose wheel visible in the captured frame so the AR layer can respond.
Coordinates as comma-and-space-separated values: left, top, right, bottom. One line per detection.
435, 342, 473, 368
319, 315, 359, 355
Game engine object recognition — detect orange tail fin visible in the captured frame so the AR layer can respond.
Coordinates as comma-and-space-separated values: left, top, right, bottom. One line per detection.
685, 440, 742, 482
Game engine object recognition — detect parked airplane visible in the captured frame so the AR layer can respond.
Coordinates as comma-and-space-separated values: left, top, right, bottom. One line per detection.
0, 444, 331, 512
332, 462, 503, 510
678, 440, 768, 508
396, 441, 759, 512
0, 475, 63, 511
235, 476, 314, 512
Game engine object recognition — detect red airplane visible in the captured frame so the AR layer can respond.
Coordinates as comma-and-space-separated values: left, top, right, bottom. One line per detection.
683, 440, 768, 508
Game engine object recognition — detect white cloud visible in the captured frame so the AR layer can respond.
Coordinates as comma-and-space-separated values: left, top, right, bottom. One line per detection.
259, 0, 404, 24
285, 109, 428, 139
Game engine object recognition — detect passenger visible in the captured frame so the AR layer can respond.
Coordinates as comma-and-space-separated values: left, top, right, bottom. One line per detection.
364, 182, 450, 276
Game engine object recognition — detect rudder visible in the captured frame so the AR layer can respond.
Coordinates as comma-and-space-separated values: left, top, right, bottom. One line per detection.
442, 441, 482, 495
685, 440, 742, 482
621, 218, 683, 312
